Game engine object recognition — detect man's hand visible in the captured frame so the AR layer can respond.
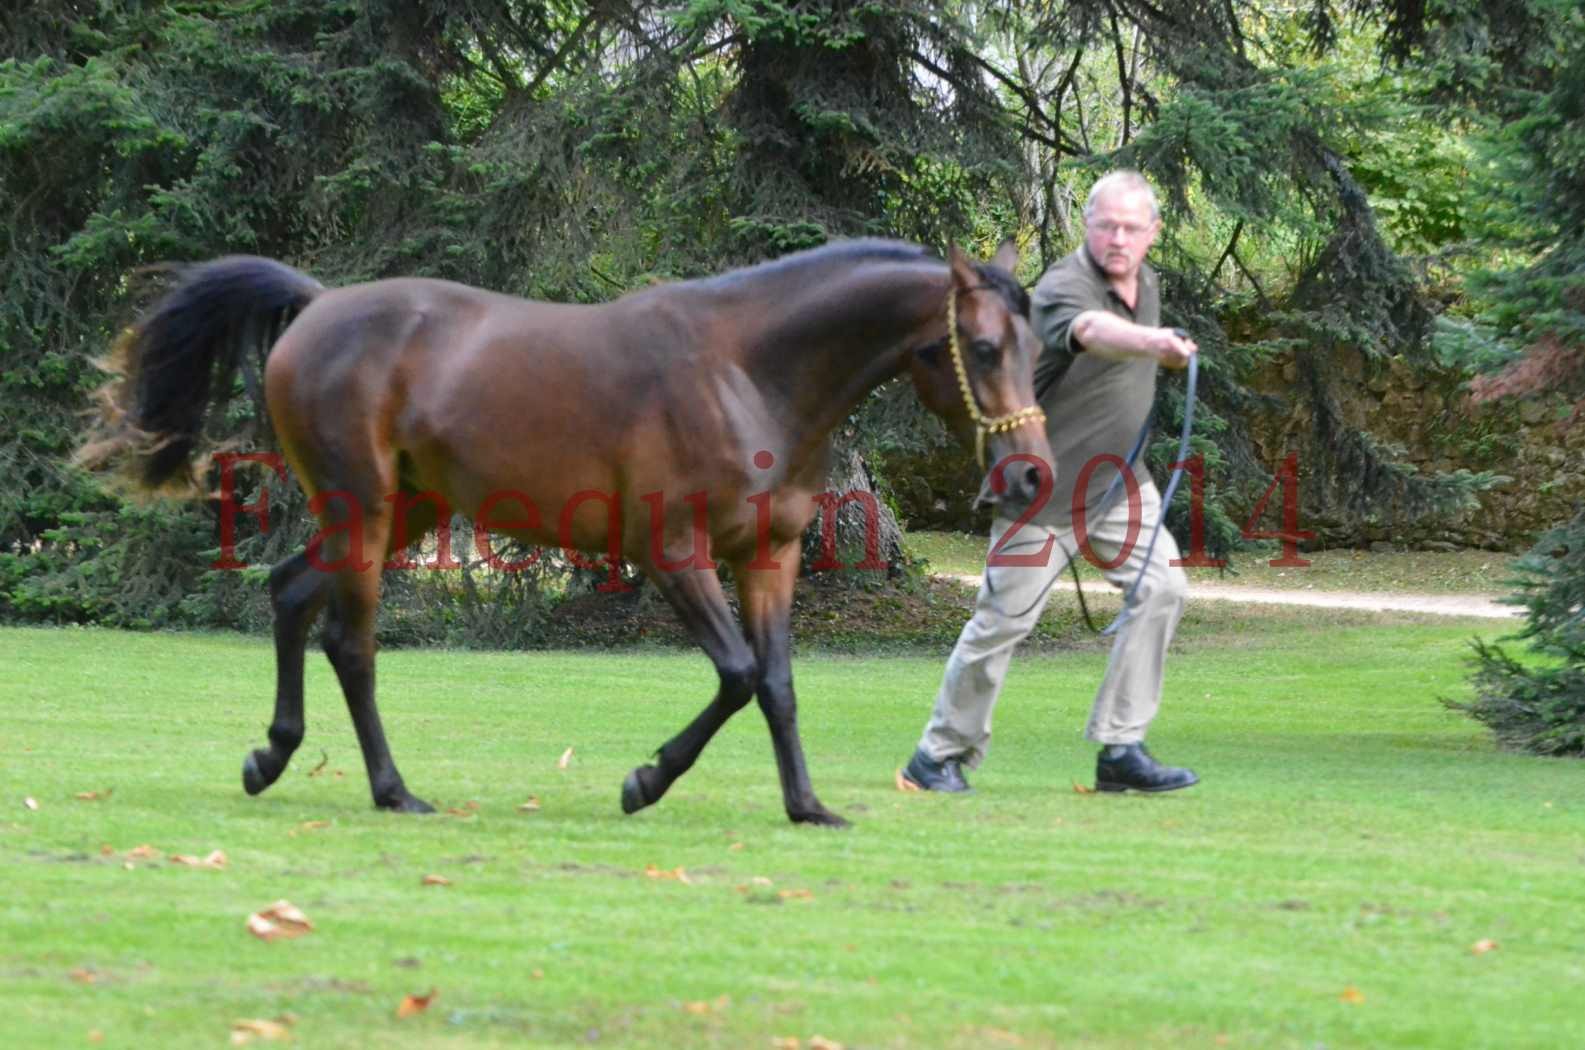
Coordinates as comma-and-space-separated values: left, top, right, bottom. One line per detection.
1148, 326, 1197, 370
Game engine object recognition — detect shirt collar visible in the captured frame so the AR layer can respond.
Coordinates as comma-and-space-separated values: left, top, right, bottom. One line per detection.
1079, 245, 1153, 308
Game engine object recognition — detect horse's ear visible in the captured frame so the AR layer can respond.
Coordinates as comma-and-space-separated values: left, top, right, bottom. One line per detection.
947, 243, 977, 290
991, 237, 1019, 275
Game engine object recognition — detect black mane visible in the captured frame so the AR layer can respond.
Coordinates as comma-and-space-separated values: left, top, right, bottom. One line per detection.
971, 259, 1031, 317
697, 237, 1031, 317
696, 238, 931, 291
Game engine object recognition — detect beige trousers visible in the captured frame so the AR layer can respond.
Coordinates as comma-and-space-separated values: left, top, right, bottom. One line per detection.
919, 482, 1188, 765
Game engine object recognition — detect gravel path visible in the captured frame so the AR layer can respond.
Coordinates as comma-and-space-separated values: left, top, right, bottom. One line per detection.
1177, 582, 1517, 619
945, 574, 1520, 619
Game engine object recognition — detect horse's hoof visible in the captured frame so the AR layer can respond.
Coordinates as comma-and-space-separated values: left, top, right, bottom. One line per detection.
242, 750, 273, 796
791, 807, 851, 829
379, 793, 435, 814
621, 765, 658, 814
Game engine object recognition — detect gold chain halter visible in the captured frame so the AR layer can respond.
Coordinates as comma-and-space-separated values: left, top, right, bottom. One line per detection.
946, 289, 1047, 468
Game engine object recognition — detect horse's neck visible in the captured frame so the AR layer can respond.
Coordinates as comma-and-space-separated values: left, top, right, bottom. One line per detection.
731, 261, 947, 433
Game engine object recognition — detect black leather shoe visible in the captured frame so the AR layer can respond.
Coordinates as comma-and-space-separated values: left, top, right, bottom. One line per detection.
1095, 743, 1198, 793
900, 748, 972, 793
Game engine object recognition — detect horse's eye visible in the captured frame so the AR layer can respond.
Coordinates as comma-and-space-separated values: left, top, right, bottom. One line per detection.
970, 339, 999, 364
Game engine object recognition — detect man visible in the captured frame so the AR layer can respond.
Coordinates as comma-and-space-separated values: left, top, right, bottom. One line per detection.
901, 170, 1200, 794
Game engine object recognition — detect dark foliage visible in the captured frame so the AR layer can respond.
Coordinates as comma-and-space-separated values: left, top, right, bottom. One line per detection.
1451, 511, 1585, 756
0, 0, 1561, 642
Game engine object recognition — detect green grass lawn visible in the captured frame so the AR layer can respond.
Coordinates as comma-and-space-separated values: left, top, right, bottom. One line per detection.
907, 530, 1519, 594
2, 623, 1581, 1049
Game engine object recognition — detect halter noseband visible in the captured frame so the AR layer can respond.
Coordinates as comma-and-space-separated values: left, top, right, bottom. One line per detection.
945, 287, 1048, 469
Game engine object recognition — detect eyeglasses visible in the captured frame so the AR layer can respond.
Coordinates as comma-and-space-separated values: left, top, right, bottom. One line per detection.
1087, 220, 1156, 239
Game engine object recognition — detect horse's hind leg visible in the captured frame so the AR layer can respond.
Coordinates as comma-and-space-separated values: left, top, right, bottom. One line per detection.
243, 551, 332, 796
621, 567, 758, 815
319, 500, 434, 814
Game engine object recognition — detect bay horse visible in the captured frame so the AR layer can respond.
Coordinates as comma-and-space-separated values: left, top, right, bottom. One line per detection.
78, 239, 1053, 826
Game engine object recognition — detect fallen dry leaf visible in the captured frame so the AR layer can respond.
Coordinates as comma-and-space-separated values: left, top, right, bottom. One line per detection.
558, 747, 574, 770
773, 1039, 800, 1050
74, 789, 113, 802
728, 841, 744, 852
293, 820, 330, 836
1339, 985, 1365, 1004
23, 797, 39, 811
517, 796, 541, 813
87, 1031, 104, 1044
230, 1018, 293, 1045
421, 874, 451, 887
645, 864, 692, 885
124, 844, 161, 861
246, 901, 313, 942
69, 967, 98, 984
894, 769, 920, 793
171, 850, 227, 870
445, 800, 480, 818
1072, 781, 1095, 795
1471, 939, 1499, 955
99, 844, 114, 856
683, 1001, 711, 1015
809, 1037, 845, 1050
530, 968, 544, 980
778, 888, 814, 902
396, 988, 437, 1019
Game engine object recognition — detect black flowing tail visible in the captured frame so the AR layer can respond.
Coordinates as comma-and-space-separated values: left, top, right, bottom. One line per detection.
75, 256, 324, 492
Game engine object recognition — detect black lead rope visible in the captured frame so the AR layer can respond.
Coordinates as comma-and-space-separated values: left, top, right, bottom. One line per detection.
983, 344, 1199, 636
1099, 349, 1198, 636
984, 534, 1101, 629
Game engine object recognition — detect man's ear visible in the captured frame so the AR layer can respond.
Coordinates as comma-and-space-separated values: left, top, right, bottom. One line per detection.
991, 237, 1019, 275
947, 243, 977, 290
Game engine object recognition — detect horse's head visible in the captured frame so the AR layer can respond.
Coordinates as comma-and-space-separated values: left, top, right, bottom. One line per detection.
907, 241, 1055, 512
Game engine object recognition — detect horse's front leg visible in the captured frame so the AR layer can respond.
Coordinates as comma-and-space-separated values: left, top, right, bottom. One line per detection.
736, 546, 848, 828
243, 551, 331, 796
621, 566, 758, 815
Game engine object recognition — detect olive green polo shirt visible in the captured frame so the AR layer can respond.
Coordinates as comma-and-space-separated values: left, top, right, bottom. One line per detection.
1029, 246, 1160, 518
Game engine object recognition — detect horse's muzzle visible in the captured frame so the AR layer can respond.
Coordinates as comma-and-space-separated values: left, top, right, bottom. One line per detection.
974, 454, 1052, 513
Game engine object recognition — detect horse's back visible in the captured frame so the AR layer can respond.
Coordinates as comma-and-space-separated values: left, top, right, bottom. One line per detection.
264, 274, 741, 527
266, 276, 601, 416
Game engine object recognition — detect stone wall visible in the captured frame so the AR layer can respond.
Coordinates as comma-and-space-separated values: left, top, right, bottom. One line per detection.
880, 350, 1584, 551
1245, 350, 1585, 550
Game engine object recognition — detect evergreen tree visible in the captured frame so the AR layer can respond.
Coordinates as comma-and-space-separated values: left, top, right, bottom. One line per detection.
0, 0, 1554, 640
1454, 510, 1585, 755
1366, 0, 1585, 749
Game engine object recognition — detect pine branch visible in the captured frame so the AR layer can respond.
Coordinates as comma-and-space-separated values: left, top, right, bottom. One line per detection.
1207, 219, 1244, 290
1105, 4, 1134, 147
